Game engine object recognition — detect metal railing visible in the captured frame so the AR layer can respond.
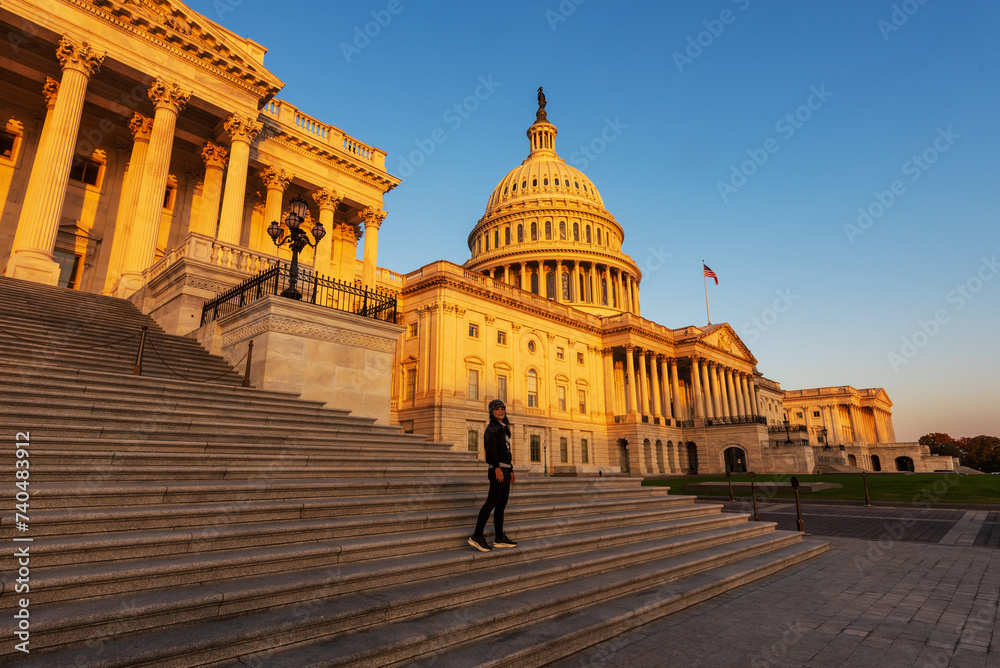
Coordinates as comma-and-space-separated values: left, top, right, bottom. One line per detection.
705, 415, 768, 426
201, 265, 397, 326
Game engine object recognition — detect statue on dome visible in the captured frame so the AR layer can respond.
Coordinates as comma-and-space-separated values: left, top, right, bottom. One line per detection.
536, 87, 547, 122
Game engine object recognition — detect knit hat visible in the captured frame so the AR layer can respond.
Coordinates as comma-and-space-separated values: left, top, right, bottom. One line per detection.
488, 399, 506, 413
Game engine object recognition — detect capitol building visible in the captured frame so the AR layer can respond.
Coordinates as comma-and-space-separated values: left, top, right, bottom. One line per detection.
0, 0, 949, 476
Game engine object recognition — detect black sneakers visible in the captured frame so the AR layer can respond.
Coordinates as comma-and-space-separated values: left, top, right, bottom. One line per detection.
493, 535, 517, 548
468, 535, 491, 552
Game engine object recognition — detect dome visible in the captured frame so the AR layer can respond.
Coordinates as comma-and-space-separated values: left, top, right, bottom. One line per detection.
463, 91, 641, 318
482, 140, 605, 217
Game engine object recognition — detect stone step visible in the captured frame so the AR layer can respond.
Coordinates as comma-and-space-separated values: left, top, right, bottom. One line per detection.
0, 516, 764, 663
15, 476, 650, 510
404, 538, 831, 668
6, 496, 711, 572
6, 486, 681, 537
7, 503, 723, 603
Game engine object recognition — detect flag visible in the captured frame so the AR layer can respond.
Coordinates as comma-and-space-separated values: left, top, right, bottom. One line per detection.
703, 264, 718, 285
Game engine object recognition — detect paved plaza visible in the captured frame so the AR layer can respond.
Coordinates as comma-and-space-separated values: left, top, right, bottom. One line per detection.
552, 503, 1000, 668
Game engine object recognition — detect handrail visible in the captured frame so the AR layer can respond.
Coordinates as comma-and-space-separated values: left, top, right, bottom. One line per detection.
201, 265, 397, 326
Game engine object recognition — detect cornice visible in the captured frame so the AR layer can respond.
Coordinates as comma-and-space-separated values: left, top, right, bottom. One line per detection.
68, 0, 282, 100
259, 129, 398, 193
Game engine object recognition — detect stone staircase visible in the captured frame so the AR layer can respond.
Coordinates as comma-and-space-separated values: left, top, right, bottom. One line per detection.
0, 276, 828, 667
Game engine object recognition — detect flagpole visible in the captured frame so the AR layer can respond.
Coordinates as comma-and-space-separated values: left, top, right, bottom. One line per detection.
703, 260, 711, 325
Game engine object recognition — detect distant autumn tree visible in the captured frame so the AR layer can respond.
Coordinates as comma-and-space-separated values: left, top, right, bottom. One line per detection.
919, 432, 963, 459
958, 435, 1000, 473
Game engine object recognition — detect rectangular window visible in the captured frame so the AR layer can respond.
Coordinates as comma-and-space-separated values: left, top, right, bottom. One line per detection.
469, 323, 479, 338
0, 131, 16, 160
468, 369, 479, 400
560, 437, 568, 463
408, 322, 418, 338
556, 347, 564, 360
405, 368, 417, 400
530, 434, 541, 462
578, 389, 587, 414
581, 438, 589, 463
497, 375, 507, 404
558, 386, 566, 411
68, 156, 101, 186
527, 372, 538, 408
577, 352, 584, 364
468, 429, 478, 453
812, 411, 821, 418
796, 411, 803, 419
497, 330, 507, 345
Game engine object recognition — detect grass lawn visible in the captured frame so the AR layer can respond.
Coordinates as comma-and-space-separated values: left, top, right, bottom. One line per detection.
642, 473, 1000, 505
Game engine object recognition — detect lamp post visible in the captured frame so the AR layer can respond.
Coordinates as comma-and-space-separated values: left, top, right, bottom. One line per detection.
783, 416, 792, 445
821, 427, 830, 451
266, 195, 325, 300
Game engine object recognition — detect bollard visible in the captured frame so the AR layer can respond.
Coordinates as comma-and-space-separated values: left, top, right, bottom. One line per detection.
791, 476, 805, 532
748, 471, 760, 521
132, 326, 148, 376
242, 340, 254, 388
862, 469, 872, 506
725, 469, 735, 502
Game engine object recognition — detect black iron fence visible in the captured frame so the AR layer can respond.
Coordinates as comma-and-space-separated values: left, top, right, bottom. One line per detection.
201, 265, 397, 326
705, 415, 768, 427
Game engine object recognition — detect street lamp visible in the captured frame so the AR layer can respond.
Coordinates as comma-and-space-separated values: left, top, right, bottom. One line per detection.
783, 416, 792, 445
821, 427, 831, 451
266, 195, 325, 300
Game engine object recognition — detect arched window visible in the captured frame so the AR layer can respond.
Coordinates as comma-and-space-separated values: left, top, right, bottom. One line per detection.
543, 177, 549, 186
545, 221, 552, 240
527, 369, 538, 407
597, 228, 602, 245
477, 237, 482, 253
585, 225, 591, 243
485, 234, 490, 251
573, 223, 579, 241
546, 270, 555, 299
530, 270, 539, 294
559, 221, 566, 240
494, 230, 499, 248
505, 227, 511, 245
531, 222, 537, 241
601, 278, 608, 305
517, 224, 524, 242
561, 271, 570, 300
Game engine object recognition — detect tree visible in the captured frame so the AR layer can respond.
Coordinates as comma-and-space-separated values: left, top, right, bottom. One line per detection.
918, 432, 963, 459
958, 436, 1000, 473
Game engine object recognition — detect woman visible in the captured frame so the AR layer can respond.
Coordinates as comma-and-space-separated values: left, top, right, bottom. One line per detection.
468, 399, 517, 551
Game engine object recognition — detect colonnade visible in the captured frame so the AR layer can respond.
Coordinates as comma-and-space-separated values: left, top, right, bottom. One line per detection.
4, 35, 387, 296
604, 348, 760, 423
484, 259, 640, 314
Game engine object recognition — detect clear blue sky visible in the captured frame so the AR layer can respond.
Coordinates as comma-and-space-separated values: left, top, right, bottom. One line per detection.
186, 0, 999, 442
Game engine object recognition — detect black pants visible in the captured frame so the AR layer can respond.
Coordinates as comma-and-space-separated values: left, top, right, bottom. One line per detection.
474, 467, 510, 537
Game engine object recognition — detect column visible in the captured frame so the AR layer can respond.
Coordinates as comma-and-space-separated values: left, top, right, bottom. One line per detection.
259, 166, 293, 234
632, 276, 641, 315
118, 78, 190, 296
217, 114, 262, 244
716, 366, 730, 418
313, 187, 342, 278
625, 346, 639, 415
739, 374, 751, 417
7, 37, 104, 284
419, 307, 430, 395
691, 357, 705, 418
189, 142, 228, 237
726, 369, 740, 417
649, 352, 662, 419
602, 349, 616, 416
503, 264, 510, 284
519, 263, 526, 291
626, 274, 635, 313
872, 408, 884, 443
554, 259, 563, 302
360, 206, 387, 289
637, 349, 649, 416
602, 265, 610, 305
748, 378, 759, 416
668, 358, 680, 420
847, 404, 860, 444
703, 363, 716, 419
102, 113, 152, 295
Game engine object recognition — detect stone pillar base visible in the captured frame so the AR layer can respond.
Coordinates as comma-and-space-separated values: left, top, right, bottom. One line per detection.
4, 251, 61, 286
114, 272, 145, 299
196, 294, 402, 425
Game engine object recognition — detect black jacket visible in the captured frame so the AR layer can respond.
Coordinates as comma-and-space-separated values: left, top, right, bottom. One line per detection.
483, 416, 513, 470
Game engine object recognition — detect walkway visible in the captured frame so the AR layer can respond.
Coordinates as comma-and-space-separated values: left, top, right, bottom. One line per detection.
550, 503, 1000, 668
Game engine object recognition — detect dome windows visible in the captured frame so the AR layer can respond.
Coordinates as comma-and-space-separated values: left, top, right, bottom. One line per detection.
521, 180, 527, 189
517, 224, 524, 242
545, 221, 552, 240
559, 221, 566, 240
505, 227, 511, 245
574, 181, 579, 189
543, 177, 549, 186
554, 178, 560, 186
585, 225, 591, 243
512, 182, 517, 191
530, 222, 537, 241
573, 222, 579, 241
532, 178, 537, 187
597, 228, 602, 245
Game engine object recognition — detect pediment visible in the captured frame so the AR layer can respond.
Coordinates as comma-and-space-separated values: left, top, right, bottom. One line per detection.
698, 324, 756, 364
88, 0, 283, 99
